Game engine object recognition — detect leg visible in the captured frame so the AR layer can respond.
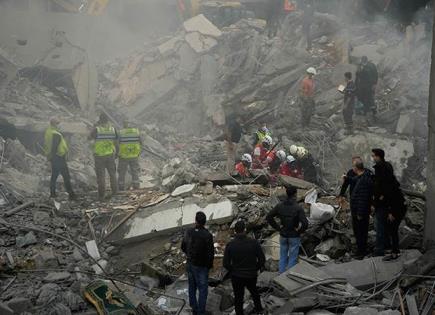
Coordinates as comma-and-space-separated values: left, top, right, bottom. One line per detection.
231, 276, 246, 315
195, 266, 209, 315
351, 212, 361, 254
187, 264, 199, 314
117, 159, 128, 191
106, 156, 118, 195
50, 159, 61, 197
58, 157, 74, 195
245, 277, 263, 312
279, 237, 290, 274
375, 207, 386, 255
94, 156, 106, 200
361, 214, 369, 256
287, 237, 301, 269
387, 217, 401, 254
130, 158, 141, 189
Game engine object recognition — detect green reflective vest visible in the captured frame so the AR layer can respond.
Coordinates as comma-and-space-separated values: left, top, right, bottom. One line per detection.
256, 130, 271, 144
94, 125, 116, 157
119, 128, 141, 159
44, 126, 68, 157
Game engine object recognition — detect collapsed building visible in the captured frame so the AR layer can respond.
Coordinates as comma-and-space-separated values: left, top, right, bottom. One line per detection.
0, 1, 434, 315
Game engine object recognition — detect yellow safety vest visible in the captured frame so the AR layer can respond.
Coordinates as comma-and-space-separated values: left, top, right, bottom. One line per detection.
119, 128, 141, 159
256, 130, 271, 144
44, 126, 68, 157
94, 125, 116, 157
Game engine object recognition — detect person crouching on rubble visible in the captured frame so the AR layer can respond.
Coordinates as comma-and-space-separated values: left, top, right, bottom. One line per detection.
252, 135, 273, 169
235, 153, 252, 178
266, 149, 287, 175
181, 211, 214, 315
267, 186, 308, 273
290, 145, 318, 183
44, 117, 76, 200
223, 220, 265, 315
280, 155, 304, 179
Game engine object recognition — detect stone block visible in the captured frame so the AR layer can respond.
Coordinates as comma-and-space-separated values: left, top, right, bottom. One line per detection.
343, 307, 378, 315
185, 32, 218, 54
171, 184, 196, 197
33, 210, 50, 225
183, 14, 222, 38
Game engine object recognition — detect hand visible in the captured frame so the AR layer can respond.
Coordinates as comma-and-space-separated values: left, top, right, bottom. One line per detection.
337, 196, 346, 208
379, 195, 384, 201
388, 214, 395, 222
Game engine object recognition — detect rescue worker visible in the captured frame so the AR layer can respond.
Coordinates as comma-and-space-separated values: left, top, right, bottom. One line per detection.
252, 125, 271, 147
340, 72, 356, 135
44, 117, 75, 200
294, 146, 318, 183
234, 154, 252, 178
266, 149, 287, 174
280, 155, 304, 179
302, 0, 315, 50
252, 135, 273, 169
355, 56, 378, 123
89, 113, 118, 201
224, 115, 243, 175
299, 67, 316, 128
118, 120, 142, 191
267, 0, 284, 38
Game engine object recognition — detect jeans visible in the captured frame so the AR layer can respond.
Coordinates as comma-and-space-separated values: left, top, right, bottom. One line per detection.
351, 212, 369, 256
386, 216, 401, 254
375, 207, 388, 255
187, 264, 209, 315
279, 237, 301, 273
50, 155, 73, 196
231, 276, 262, 315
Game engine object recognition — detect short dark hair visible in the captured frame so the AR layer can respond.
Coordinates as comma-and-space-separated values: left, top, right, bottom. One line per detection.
344, 72, 352, 80
286, 186, 297, 198
372, 148, 385, 160
195, 211, 206, 226
234, 221, 245, 233
354, 161, 364, 170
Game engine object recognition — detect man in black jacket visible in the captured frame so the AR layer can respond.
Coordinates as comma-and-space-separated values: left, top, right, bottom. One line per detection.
338, 156, 363, 207
266, 186, 309, 273
181, 212, 214, 315
355, 56, 378, 122
223, 221, 265, 315
349, 161, 373, 259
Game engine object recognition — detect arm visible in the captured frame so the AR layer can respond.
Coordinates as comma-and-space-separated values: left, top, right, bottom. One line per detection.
223, 243, 232, 271
339, 171, 351, 197
255, 241, 266, 271
297, 207, 309, 233
266, 206, 281, 232
181, 229, 189, 254
49, 134, 61, 160
207, 233, 215, 269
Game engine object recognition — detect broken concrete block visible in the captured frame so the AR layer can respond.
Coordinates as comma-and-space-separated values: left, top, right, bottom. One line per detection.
92, 259, 108, 275
343, 306, 378, 315
6, 297, 32, 314
310, 203, 335, 223
183, 14, 222, 38
263, 233, 280, 261
85, 240, 101, 260
278, 175, 315, 190
16, 231, 37, 248
158, 37, 181, 55
171, 184, 196, 197
314, 236, 346, 259
33, 210, 50, 225
72, 247, 84, 261
33, 248, 58, 269
320, 249, 421, 289
43, 272, 71, 282
185, 32, 218, 54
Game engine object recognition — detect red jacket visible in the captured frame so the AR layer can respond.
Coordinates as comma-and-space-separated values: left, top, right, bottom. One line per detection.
252, 144, 268, 169
235, 162, 250, 177
279, 163, 304, 179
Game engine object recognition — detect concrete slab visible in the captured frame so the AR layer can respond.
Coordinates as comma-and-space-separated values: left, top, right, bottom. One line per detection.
320, 249, 421, 289
108, 197, 234, 243
185, 32, 218, 54
183, 14, 222, 38
171, 184, 196, 197
278, 175, 316, 190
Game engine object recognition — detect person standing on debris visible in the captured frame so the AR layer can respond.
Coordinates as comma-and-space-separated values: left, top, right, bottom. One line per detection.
299, 67, 316, 128
267, 186, 308, 273
252, 125, 271, 147
235, 153, 252, 178
371, 148, 407, 259
355, 56, 378, 123
252, 135, 273, 169
224, 115, 243, 175
280, 155, 304, 179
266, 0, 284, 38
340, 72, 356, 135
89, 113, 118, 201
223, 221, 265, 315
347, 160, 374, 259
117, 120, 142, 191
338, 156, 364, 208
302, 0, 315, 50
44, 117, 76, 200
181, 211, 214, 315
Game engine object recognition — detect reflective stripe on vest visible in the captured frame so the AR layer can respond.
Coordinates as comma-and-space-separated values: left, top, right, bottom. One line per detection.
119, 128, 141, 159
94, 125, 116, 157
44, 126, 68, 157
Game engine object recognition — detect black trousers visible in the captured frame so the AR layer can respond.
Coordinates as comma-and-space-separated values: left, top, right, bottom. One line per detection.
386, 217, 401, 254
231, 276, 262, 315
351, 211, 369, 256
50, 155, 73, 196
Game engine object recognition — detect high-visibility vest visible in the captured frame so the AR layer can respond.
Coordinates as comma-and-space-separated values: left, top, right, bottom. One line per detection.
119, 127, 141, 159
256, 130, 271, 145
44, 126, 68, 157
94, 125, 116, 157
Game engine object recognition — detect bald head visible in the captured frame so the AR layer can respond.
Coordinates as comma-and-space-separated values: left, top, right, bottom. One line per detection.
50, 117, 60, 127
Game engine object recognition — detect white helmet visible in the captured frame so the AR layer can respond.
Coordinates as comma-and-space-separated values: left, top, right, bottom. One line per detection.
262, 135, 273, 146
286, 155, 296, 163
290, 145, 298, 155
241, 153, 252, 164
276, 150, 286, 161
306, 67, 317, 75
297, 147, 308, 158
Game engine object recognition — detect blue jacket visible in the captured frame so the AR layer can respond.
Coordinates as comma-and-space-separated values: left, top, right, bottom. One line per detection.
350, 170, 374, 216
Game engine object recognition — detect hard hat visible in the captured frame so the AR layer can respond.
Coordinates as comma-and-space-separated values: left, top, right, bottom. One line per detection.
286, 155, 296, 163
276, 150, 286, 161
241, 153, 252, 164
260, 126, 269, 134
290, 145, 298, 155
262, 135, 273, 146
306, 67, 317, 75
297, 147, 308, 158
